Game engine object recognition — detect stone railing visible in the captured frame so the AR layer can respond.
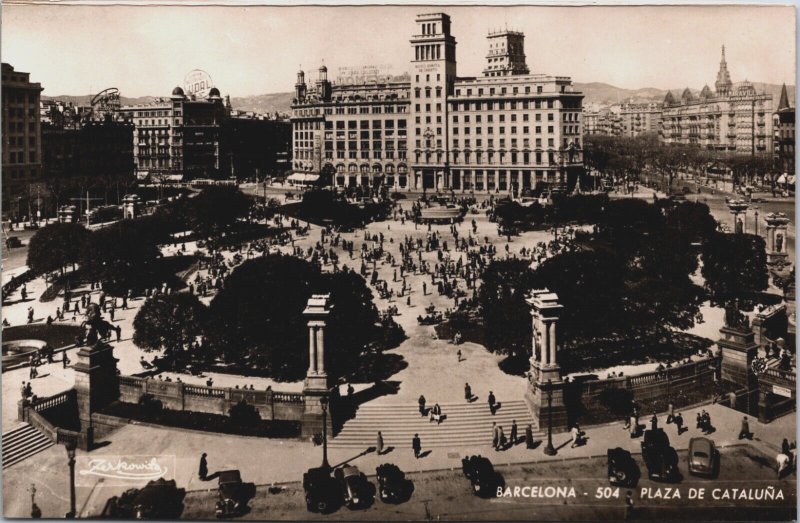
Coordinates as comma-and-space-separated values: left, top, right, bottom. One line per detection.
761, 366, 796, 388
117, 375, 305, 421
30, 389, 74, 412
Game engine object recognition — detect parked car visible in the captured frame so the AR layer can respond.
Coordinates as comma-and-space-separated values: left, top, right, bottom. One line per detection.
334, 465, 374, 509
376, 463, 413, 504
302, 466, 340, 513
215, 469, 254, 518
101, 478, 184, 519
641, 429, 681, 482
461, 455, 504, 498
5, 236, 21, 248
688, 437, 719, 478
607, 447, 640, 487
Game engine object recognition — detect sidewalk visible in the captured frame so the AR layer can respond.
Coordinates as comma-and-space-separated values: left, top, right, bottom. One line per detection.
2, 401, 794, 517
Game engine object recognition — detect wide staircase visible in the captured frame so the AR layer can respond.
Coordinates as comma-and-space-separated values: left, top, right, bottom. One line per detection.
331, 399, 543, 449
2, 424, 54, 469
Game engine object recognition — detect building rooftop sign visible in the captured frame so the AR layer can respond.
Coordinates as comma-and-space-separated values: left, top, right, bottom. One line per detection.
184, 69, 214, 98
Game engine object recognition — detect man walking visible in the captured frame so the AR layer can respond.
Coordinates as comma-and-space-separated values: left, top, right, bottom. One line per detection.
488, 391, 496, 415
525, 424, 535, 449
418, 395, 426, 416
492, 422, 499, 450
464, 382, 472, 402
376, 431, 384, 455
510, 420, 518, 446
674, 412, 684, 434
738, 416, 751, 440
412, 434, 421, 459
199, 453, 208, 481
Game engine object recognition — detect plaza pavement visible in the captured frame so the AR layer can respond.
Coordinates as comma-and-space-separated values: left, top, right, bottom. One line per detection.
2, 402, 794, 518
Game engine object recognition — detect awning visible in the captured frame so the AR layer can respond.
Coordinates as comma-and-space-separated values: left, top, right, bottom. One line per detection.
287, 173, 320, 183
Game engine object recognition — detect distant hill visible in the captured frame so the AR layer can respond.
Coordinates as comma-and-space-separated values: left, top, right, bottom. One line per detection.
44, 81, 795, 115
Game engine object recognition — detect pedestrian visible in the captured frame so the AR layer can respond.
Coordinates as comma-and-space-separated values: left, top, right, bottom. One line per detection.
488, 390, 496, 415
650, 413, 658, 431
498, 427, 507, 451
20, 381, 27, 399
738, 416, 751, 440
27, 307, 34, 324
418, 394, 426, 416
376, 431, 384, 455
525, 424, 535, 449
62, 351, 70, 368
115, 325, 121, 342
782, 438, 790, 455
625, 491, 635, 520
777, 452, 790, 479
674, 412, 684, 435
510, 420, 518, 446
199, 453, 208, 480
412, 434, 421, 459
347, 384, 355, 397
456, 349, 462, 362
109, 307, 115, 322
464, 382, 472, 401
492, 422, 499, 449
666, 403, 675, 424
570, 425, 581, 448
423, 282, 427, 295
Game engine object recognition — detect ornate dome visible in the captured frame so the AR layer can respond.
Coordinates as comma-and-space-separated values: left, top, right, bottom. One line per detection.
171, 86, 185, 97
681, 87, 694, 102
700, 85, 712, 99
208, 87, 221, 98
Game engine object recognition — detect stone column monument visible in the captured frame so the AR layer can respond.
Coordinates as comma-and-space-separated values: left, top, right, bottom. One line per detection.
718, 303, 759, 412
524, 289, 568, 431
302, 294, 333, 437
764, 212, 790, 266
122, 194, 140, 220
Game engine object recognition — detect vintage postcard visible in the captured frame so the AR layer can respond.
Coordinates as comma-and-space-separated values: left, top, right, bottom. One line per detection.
1, 2, 796, 520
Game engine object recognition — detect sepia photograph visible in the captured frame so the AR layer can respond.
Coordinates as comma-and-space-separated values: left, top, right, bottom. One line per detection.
0, 1, 796, 520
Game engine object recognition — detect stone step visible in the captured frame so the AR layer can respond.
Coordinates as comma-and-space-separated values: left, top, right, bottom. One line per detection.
2, 424, 54, 469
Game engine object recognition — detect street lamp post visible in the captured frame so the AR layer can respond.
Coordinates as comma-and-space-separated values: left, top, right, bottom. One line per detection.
319, 395, 330, 471
64, 439, 77, 518
543, 379, 557, 456
754, 207, 760, 236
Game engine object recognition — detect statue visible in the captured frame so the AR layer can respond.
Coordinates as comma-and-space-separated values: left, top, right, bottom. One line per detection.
776, 233, 784, 253
724, 300, 749, 330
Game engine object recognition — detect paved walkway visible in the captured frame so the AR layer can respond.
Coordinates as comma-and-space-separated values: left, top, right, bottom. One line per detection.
2, 403, 794, 518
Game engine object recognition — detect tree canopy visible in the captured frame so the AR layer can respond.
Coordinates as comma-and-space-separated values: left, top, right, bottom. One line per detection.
701, 232, 769, 305
205, 254, 392, 381
26, 222, 90, 275
133, 292, 208, 364
188, 186, 252, 237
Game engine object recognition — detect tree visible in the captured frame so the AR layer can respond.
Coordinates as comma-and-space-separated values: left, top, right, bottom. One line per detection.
701, 232, 768, 305
132, 292, 208, 365
26, 222, 90, 275
188, 186, 251, 237
206, 254, 393, 381
658, 200, 718, 243
81, 219, 162, 294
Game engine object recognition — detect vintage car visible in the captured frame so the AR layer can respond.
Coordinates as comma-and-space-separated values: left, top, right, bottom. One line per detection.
214, 469, 254, 518
688, 437, 719, 478
334, 465, 374, 509
376, 463, 412, 504
101, 478, 184, 519
641, 429, 681, 483
607, 447, 640, 487
302, 466, 340, 513
461, 455, 503, 498
5, 236, 22, 248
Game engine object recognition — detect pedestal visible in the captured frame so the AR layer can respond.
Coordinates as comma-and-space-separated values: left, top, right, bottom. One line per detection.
301, 385, 332, 438
524, 362, 568, 433
718, 326, 759, 389
73, 342, 119, 449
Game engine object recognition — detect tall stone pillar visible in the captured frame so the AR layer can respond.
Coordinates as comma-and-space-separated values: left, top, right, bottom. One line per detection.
302, 294, 333, 438
73, 340, 119, 450
524, 289, 567, 431
718, 306, 759, 413
765, 212, 790, 266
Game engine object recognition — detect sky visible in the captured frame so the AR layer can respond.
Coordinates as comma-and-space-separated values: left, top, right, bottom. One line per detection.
2, 3, 795, 98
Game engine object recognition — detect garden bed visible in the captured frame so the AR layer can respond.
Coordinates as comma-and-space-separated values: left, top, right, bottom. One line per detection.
99, 400, 301, 438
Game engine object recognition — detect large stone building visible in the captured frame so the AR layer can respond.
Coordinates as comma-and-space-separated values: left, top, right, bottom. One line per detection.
118, 87, 230, 181
291, 12, 584, 193
660, 46, 773, 154
774, 83, 795, 176
2, 63, 43, 219
619, 102, 661, 137
41, 118, 135, 204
